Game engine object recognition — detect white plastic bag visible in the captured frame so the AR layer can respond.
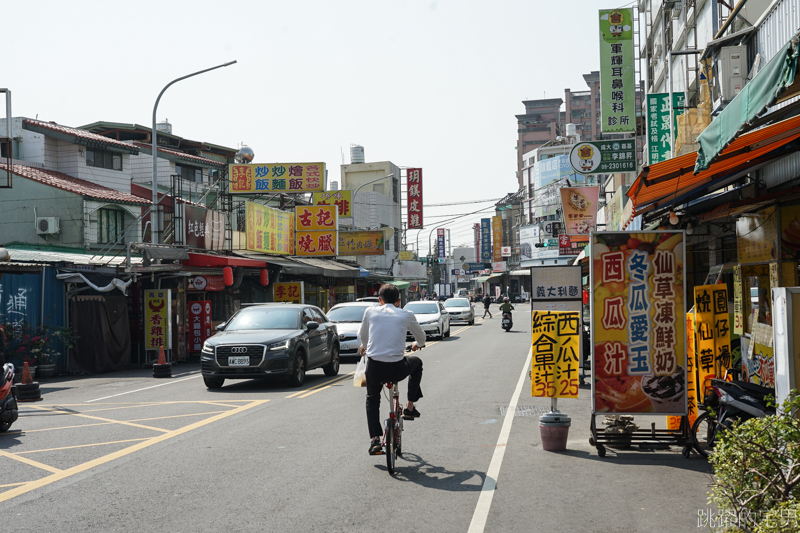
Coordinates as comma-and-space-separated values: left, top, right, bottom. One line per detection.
353, 355, 367, 387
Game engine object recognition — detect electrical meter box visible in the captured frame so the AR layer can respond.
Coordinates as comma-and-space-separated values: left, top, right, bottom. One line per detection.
718, 45, 747, 102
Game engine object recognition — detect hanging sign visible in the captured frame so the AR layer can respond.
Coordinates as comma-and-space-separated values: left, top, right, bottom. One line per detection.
338, 231, 385, 256
187, 301, 212, 354
144, 289, 172, 350
407, 168, 423, 229
273, 282, 304, 303
569, 141, 637, 174
437, 228, 446, 259
599, 8, 635, 133
229, 163, 325, 193
480, 219, 492, 262
560, 187, 600, 234
313, 190, 352, 217
245, 202, 295, 255
492, 216, 503, 262
531, 311, 581, 398
646, 92, 686, 164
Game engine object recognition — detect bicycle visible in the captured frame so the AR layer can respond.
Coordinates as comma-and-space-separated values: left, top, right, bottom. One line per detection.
382, 380, 403, 475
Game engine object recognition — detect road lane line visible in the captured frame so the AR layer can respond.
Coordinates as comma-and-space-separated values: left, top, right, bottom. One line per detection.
285, 372, 355, 398
0, 449, 63, 474
17, 438, 150, 455
0, 399, 269, 503
0, 482, 28, 488
28, 406, 171, 433
297, 372, 356, 398
86, 374, 201, 402
468, 348, 531, 533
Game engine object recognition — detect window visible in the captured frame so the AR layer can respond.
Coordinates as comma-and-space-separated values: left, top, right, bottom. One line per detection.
86, 148, 122, 171
175, 163, 202, 182
97, 208, 125, 244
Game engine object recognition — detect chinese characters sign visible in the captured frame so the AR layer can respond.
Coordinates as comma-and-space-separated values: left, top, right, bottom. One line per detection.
531, 311, 581, 398
437, 228, 446, 259
313, 190, 352, 217
185, 205, 225, 250
600, 8, 635, 133
558, 234, 589, 256
559, 187, 600, 234
296, 231, 337, 256
480, 219, 492, 262
187, 301, 211, 353
245, 202, 295, 255
145, 290, 171, 350
295, 206, 338, 256
733, 266, 745, 335
407, 168, 423, 229
229, 163, 325, 194
592, 232, 686, 414
646, 92, 686, 164
569, 141, 636, 174
492, 216, 502, 262
296, 205, 338, 231
338, 231, 385, 256
530, 266, 581, 300
273, 282, 303, 303
736, 206, 778, 264
694, 285, 731, 392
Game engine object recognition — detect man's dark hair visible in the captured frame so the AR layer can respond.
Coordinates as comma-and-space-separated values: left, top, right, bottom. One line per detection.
379, 283, 400, 304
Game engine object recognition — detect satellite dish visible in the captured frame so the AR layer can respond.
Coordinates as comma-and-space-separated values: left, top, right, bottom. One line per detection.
382, 227, 394, 240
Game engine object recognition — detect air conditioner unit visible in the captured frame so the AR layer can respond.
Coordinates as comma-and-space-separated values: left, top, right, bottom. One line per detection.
672, 0, 683, 18
36, 216, 60, 235
653, 44, 663, 58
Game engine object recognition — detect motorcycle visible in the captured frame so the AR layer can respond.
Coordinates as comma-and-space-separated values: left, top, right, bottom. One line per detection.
690, 378, 775, 458
501, 311, 513, 332
1, 363, 19, 432
580, 324, 591, 386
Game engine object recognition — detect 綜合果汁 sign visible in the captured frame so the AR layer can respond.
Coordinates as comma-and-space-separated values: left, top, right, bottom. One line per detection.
245, 202, 295, 255
600, 8, 635, 133
569, 141, 637, 174
591, 231, 686, 414
313, 190, 352, 217
145, 289, 171, 350
338, 231, 385, 256
229, 163, 324, 193
531, 311, 581, 398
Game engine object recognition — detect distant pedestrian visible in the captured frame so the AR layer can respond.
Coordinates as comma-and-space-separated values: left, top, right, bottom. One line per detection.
482, 294, 492, 319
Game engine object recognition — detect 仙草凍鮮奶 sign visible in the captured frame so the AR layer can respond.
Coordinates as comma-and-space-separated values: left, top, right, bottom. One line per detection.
229, 163, 324, 193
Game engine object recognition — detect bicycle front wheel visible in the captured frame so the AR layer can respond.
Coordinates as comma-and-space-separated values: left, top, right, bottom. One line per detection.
385, 418, 396, 474
691, 411, 717, 458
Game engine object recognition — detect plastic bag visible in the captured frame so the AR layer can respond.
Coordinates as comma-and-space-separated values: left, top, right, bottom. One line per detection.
353, 355, 367, 387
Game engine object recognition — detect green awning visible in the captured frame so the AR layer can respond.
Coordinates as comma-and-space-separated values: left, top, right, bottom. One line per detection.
393, 280, 411, 290
487, 273, 503, 280
695, 30, 800, 172
473, 276, 491, 282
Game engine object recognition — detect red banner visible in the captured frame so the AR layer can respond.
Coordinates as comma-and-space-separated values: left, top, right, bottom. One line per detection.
187, 300, 212, 353
407, 168, 423, 229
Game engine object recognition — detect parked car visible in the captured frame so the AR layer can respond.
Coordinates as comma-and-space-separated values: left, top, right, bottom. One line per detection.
200, 303, 340, 389
443, 297, 475, 325
404, 301, 451, 340
326, 301, 379, 356
356, 297, 379, 302
456, 288, 469, 298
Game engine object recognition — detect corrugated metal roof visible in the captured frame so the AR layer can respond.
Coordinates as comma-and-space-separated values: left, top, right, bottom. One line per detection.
4, 246, 142, 266
133, 143, 227, 167
23, 119, 138, 152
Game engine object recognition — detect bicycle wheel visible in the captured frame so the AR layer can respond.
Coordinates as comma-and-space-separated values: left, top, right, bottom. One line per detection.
385, 418, 396, 474
691, 411, 718, 458
395, 404, 403, 457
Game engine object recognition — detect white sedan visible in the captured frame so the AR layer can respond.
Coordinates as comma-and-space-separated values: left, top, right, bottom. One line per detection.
326, 301, 379, 355
443, 297, 475, 325
404, 301, 451, 340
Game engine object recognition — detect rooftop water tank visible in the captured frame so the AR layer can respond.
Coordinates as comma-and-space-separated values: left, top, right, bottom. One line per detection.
330, 181, 339, 191
350, 144, 364, 164
156, 119, 172, 134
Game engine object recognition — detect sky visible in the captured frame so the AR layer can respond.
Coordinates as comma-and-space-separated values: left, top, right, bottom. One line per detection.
5, 0, 616, 252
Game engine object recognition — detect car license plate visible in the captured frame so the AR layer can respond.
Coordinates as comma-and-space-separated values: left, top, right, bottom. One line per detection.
228, 356, 250, 366
342, 342, 352, 350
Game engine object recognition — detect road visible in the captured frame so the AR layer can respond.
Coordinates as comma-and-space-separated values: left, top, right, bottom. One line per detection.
1, 304, 712, 533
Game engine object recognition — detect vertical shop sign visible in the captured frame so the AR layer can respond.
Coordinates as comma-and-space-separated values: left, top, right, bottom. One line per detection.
407, 168, 423, 229
144, 289, 172, 350
733, 266, 744, 335
646, 92, 686, 164
599, 8, 635, 134
187, 301, 212, 353
592, 231, 686, 414
694, 285, 716, 396
492, 216, 503, 262
713, 286, 731, 378
480, 219, 492, 262
437, 229, 446, 259
668, 312, 698, 430
273, 282, 304, 303
473, 223, 481, 263
531, 311, 581, 398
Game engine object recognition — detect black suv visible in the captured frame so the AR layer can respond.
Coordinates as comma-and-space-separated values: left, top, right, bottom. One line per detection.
200, 303, 340, 389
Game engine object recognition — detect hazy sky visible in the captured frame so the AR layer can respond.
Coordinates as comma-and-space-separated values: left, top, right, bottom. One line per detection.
6, 0, 613, 251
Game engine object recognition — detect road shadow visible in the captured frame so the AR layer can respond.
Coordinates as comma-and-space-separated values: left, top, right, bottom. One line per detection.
558, 446, 715, 473
204, 372, 342, 394
372, 452, 485, 491
0, 431, 25, 450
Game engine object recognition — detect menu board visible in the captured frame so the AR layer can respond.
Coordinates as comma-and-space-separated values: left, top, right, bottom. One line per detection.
531, 311, 581, 398
736, 206, 778, 264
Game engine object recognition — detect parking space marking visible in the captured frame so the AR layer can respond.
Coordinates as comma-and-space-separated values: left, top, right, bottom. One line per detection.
297, 372, 356, 398
0, 399, 269, 503
0, 482, 27, 489
285, 372, 355, 398
16, 438, 150, 455
0, 449, 63, 474
85, 374, 201, 403
28, 406, 171, 433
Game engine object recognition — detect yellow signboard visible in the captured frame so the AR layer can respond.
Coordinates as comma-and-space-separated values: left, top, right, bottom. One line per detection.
273, 282, 303, 303
296, 230, 337, 256
338, 231, 385, 256
694, 285, 717, 397
531, 311, 580, 398
712, 285, 731, 379
229, 163, 325, 194
245, 202, 295, 255
733, 266, 744, 335
492, 216, 502, 262
668, 312, 699, 430
296, 205, 338, 231
398, 251, 413, 261
144, 289, 172, 350
313, 190, 352, 217
736, 206, 778, 264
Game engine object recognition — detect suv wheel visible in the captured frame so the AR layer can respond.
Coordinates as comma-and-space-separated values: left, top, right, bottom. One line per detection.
288, 351, 306, 387
203, 376, 224, 389
323, 344, 340, 376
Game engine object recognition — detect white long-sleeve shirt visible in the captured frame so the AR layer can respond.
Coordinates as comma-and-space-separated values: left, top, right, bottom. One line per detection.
359, 304, 426, 362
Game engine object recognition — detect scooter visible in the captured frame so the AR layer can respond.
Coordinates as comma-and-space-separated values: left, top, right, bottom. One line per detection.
691, 378, 775, 457
501, 311, 513, 332
1, 363, 19, 432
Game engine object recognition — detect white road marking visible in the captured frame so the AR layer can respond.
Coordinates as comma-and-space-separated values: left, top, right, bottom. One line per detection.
85, 374, 201, 402
468, 348, 531, 533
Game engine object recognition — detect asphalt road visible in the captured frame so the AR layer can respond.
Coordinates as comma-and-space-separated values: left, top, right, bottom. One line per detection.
1, 305, 713, 533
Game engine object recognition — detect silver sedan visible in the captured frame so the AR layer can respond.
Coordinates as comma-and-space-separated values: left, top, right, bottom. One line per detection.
443, 298, 475, 325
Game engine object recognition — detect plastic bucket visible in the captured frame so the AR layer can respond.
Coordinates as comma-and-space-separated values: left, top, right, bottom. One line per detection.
539, 412, 571, 452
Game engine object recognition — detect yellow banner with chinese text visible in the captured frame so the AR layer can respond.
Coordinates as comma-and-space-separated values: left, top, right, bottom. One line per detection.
313, 190, 352, 217
229, 163, 325, 193
531, 311, 580, 398
145, 289, 172, 350
338, 231, 385, 256
245, 202, 295, 255
273, 282, 303, 303
296, 205, 338, 231
296, 230, 337, 256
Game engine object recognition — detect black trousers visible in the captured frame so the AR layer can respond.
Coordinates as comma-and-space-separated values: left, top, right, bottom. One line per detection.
365, 356, 423, 439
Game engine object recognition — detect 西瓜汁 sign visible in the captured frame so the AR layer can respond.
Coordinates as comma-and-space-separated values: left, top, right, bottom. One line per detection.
569, 141, 637, 174
145, 289, 171, 350
600, 8, 635, 134
229, 163, 324, 193
591, 231, 686, 414
245, 202, 295, 255
313, 190, 352, 217
559, 187, 600, 234
338, 231, 385, 256
531, 311, 581, 398
407, 168, 423, 229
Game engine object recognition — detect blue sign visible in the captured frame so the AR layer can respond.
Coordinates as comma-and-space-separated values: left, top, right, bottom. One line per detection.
480, 219, 492, 261
437, 233, 446, 259
533, 155, 576, 189
463, 262, 488, 273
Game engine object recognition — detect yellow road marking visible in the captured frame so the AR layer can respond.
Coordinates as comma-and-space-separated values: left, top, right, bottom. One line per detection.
0, 449, 62, 474
297, 373, 357, 398
28, 406, 170, 433
16, 438, 150, 455
285, 372, 355, 398
0, 482, 28, 488
0, 399, 269, 503
127, 411, 226, 423
19, 422, 116, 433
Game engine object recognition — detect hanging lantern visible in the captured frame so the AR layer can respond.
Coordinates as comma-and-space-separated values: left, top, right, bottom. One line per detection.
223, 266, 234, 286
260, 269, 269, 286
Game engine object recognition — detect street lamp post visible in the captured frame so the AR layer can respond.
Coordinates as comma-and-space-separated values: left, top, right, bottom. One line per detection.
350, 173, 394, 229
151, 60, 237, 244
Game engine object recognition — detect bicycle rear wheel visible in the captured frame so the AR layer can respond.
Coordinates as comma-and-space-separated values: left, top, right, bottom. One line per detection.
385, 418, 396, 474
691, 412, 717, 458
395, 404, 403, 457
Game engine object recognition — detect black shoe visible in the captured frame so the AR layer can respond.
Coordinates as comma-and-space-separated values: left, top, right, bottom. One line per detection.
369, 439, 383, 455
403, 407, 421, 420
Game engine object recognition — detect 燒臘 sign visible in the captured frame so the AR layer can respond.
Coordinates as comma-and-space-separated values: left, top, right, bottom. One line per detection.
296, 230, 337, 256
407, 168, 423, 229
600, 8, 635, 133
296, 205, 337, 257
229, 163, 325, 193
531, 311, 581, 398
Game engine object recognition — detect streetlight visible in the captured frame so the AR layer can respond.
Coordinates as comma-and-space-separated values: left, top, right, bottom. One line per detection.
151, 60, 237, 244
351, 173, 394, 229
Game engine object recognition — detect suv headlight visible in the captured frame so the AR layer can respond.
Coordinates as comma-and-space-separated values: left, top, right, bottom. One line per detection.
202, 342, 214, 354
267, 340, 291, 351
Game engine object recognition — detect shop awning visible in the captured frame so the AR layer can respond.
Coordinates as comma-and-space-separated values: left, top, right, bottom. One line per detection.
472, 275, 491, 282
509, 269, 530, 276
233, 253, 323, 275
393, 280, 411, 290
627, 114, 800, 223
487, 273, 503, 281
184, 252, 266, 269
695, 30, 800, 172
290, 257, 362, 278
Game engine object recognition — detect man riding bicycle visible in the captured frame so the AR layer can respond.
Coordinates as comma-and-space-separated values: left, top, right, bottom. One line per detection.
358, 284, 426, 455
